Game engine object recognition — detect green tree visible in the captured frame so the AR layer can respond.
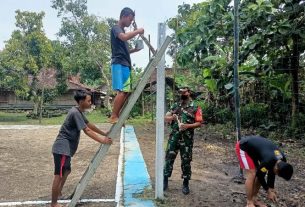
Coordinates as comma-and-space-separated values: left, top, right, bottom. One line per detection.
168, 0, 305, 128
0, 10, 54, 116
239, 0, 305, 127
168, 1, 234, 106
51, 0, 113, 108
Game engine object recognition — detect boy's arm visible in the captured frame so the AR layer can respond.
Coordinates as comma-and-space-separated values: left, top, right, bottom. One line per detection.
118, 28, 144, 42
87, 122, 108, 136
256, 164, 269, 191
266, 171, 277, 202
267, 171, 276, 189
83, 127, 112, 144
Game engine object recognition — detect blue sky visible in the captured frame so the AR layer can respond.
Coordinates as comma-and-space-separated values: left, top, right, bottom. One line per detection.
0, 0, 202, 67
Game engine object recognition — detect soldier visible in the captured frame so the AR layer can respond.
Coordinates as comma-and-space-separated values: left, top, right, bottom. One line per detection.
164, 87, 203, 194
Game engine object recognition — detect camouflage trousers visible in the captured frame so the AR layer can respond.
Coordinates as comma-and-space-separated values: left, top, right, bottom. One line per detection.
164, 130, 194, 180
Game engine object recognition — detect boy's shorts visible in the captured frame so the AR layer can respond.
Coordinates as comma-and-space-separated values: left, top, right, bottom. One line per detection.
111, 64, 131, 92
53, 153, 71, 177
235, 142, 255, 170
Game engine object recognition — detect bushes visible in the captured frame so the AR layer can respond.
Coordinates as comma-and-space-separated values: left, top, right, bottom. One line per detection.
201, 103, 234, 124
198, 101, 305, 139
215, 108, 234, 124
26, 109, 67, 119
201, 102, 269, 128
283, 113, 305, 139
240, 103, 269, 128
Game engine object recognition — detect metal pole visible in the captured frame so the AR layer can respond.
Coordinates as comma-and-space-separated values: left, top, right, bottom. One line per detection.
155, 23, 166, 199
233, 0, 244, 179
234, 0, 241, 140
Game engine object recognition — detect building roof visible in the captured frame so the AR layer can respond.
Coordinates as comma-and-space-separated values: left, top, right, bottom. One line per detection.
67, 75, 106, 95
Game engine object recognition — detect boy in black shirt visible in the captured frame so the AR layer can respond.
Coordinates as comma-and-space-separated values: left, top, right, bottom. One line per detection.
236, 136, 293, 207
51, 90, 112, 207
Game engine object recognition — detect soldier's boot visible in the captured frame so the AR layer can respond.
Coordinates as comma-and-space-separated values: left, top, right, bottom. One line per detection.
163, 176, 169, 191
182, 178, 190, 195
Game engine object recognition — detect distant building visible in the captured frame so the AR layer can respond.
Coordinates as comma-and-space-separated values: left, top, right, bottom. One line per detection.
0, 74, 107, 110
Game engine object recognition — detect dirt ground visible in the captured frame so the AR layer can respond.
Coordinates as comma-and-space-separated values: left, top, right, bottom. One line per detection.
135, 122, 305, 207
0, 124, 119, 207
1, 123, 304, 207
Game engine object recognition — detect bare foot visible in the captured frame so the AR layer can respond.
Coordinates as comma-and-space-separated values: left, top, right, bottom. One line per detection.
254, 200, 267, 207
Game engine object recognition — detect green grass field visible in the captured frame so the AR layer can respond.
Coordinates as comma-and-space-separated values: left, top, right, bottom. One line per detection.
0, 110, 153, 125
0, 110, 108, 125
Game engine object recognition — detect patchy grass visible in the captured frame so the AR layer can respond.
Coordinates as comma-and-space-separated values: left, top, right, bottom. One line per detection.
0, 109, 157, 126
0, 109, 108, 125
127, 116, 155, 126
0, 111, 29, 123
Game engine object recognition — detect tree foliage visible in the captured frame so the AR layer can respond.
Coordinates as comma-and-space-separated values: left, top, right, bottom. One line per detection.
51, 0, 112, 86
0, 10, 54, 116
168, 0, 305, 130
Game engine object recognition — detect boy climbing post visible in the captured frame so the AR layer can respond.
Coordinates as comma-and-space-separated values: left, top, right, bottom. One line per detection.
109, 7, 144, 124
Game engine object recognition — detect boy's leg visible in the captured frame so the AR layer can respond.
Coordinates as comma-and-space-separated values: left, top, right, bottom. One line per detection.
110, 64, 131, 123
245, 169, 256, 207
121, 92, 130, 113
110, 91, 128, 122
253, 177, 267, 207
58, 170, 71, 198
51, 154, 71, 206
51, 175, 63, 207
235, 142, 257, 207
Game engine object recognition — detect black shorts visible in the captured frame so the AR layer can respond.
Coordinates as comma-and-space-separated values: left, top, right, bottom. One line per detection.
53, 153, 71, 177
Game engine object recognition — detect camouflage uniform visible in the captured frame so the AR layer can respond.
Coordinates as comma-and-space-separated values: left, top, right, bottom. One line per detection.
164, 101, 202, 180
